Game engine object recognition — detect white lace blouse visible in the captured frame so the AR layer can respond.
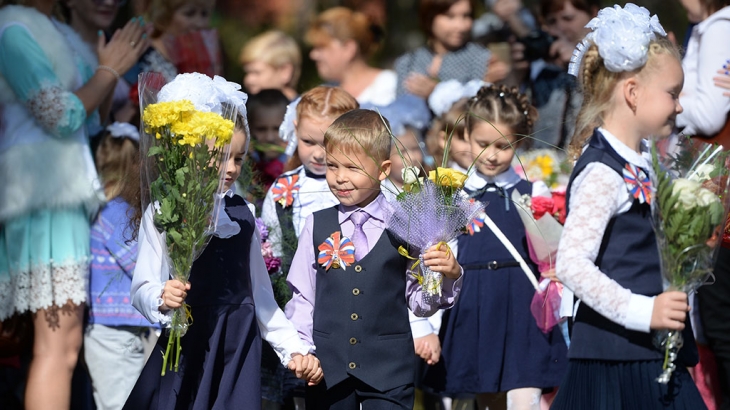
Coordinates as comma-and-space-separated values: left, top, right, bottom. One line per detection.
556, 128, 656, 333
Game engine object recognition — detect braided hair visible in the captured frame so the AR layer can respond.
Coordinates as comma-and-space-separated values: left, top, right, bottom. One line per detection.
567, 37, 680, 160
465, 84, 538, 142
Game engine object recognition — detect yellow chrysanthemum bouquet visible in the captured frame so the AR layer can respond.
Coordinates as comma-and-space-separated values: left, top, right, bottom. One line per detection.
385, 113, 483, 304
138, 73, 246, 375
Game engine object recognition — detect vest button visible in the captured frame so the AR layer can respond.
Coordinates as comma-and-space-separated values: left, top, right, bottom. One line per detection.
348, 362, 357, 369
354, 265, 362, 272
350, 313, 359, 321
352, 288, 360, 296
349, 337, 357, 345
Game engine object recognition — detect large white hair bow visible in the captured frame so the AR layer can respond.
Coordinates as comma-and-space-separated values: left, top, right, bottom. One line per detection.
568, 3, 666, 77
428, 79, 488, 118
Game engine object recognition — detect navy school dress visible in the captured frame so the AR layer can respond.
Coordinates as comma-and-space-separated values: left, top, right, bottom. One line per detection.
551, 130, 705, 409
124, 195, 262, 410
426, 178, 567, 395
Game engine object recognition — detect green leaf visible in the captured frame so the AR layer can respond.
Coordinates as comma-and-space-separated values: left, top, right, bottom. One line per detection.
147, 146, 164, 157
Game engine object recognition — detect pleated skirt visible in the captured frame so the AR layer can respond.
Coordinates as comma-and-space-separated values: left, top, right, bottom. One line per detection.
551, 359, 707, 410
0, 206, 90, 320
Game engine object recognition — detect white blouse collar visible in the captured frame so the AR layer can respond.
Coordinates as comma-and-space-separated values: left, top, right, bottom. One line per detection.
597, 127, 651, 170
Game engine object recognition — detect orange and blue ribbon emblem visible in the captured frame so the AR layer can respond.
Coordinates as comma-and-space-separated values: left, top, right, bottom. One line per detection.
623, 164, 651, 204
467, 199, 486, 235
272, 175, 300, 208
317, 232, 356, 270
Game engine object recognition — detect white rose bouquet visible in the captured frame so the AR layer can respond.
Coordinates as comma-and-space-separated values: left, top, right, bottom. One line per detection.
651, 139, 730, 383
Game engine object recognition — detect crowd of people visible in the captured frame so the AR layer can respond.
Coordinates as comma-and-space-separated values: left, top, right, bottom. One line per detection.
1, 0, 730, 409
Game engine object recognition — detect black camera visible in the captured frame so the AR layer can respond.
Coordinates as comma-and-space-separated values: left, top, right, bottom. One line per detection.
518, 30, 556, 62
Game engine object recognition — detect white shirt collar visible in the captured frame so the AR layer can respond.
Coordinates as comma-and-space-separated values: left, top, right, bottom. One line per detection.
597, 127, 651, 170
469, 166, 522, 191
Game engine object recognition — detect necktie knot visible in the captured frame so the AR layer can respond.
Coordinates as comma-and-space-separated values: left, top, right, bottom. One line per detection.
350, 210, 369, 227
350, 211, 370, 261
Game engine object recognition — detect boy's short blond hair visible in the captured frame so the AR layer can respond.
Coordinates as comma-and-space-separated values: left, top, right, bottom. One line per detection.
239, 30, 302, 89
324, 109, 392, 164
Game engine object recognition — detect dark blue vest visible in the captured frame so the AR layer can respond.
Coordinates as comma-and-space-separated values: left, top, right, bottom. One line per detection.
311, 206, 414, 392
186, 195, 255, 307
566, 130, 696, 363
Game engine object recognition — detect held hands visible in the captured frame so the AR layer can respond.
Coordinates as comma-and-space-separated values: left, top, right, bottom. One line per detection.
422, 243, 462, 280
650, 291, 690, 331
414, 333, 441, 366
159, 279, 190, 312
287, 354, 323, 386
97, 17, 149, 78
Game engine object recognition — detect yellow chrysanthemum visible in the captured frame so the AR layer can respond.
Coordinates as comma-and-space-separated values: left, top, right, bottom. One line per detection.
169, 111, 233, 147
143, 100, 196, 129
535, 155, 554, 177
428, 167, 468, 189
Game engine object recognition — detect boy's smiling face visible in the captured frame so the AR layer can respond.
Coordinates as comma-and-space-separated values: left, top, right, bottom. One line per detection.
326, 145, 390, 208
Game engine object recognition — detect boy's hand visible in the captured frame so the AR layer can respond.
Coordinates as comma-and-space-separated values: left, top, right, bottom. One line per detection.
288, 354, 323, 386
423, 243, 462, 279
160, 279, 190, 312
650, 291, 690, 331
414, 333, 441, 365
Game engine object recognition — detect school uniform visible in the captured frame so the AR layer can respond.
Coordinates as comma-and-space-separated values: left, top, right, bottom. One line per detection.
261, 165, 339, 259
429, 168, 567, 395
285, 193, 463, 409
125, 193, 309, 410
551, 129, 705, 409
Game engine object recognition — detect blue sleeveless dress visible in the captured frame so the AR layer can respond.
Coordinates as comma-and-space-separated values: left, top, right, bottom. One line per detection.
427, 179, 567, 394
124, 195, 262, 410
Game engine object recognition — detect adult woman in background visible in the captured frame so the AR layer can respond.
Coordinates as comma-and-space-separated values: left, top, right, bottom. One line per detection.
307, 6, 396, 106
0, 1, 146, 409
394, 0, 491, 100
678, 2, 730, 409
676, 0, 730, 137
240, 30, 301, 101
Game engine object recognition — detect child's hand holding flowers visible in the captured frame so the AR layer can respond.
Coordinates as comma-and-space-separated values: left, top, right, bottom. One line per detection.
423, 242, 462, 280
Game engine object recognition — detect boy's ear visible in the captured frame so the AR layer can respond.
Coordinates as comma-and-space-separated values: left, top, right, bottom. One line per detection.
378, 160, 392, 181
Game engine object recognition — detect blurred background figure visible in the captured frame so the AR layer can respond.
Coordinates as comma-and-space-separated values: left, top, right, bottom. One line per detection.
306, 6, 395, 105
0, 1, 146, 409
246, 89, 291, 196
240, 31, 302, 101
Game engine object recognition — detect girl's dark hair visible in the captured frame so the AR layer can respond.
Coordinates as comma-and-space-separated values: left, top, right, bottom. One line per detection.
465, 84, 538, 140
419, 0, 475, 40
700, 0, 730, 15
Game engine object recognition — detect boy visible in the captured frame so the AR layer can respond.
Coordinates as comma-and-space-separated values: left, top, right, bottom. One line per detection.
285, 109, 463, 409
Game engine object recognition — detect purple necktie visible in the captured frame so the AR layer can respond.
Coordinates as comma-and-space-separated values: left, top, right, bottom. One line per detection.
350, 211, 370, 261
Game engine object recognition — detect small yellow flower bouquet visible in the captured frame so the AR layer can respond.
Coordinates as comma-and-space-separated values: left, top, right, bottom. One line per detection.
387, 162, 482, 303
138, 72, 246, 375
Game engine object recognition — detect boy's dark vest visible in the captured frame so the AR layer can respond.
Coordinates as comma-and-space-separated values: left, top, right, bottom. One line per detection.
311, 206, 414, 392
566, 130, 696, 363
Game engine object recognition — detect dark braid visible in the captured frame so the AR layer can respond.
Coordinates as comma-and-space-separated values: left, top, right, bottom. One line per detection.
465, 84, 538, 141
